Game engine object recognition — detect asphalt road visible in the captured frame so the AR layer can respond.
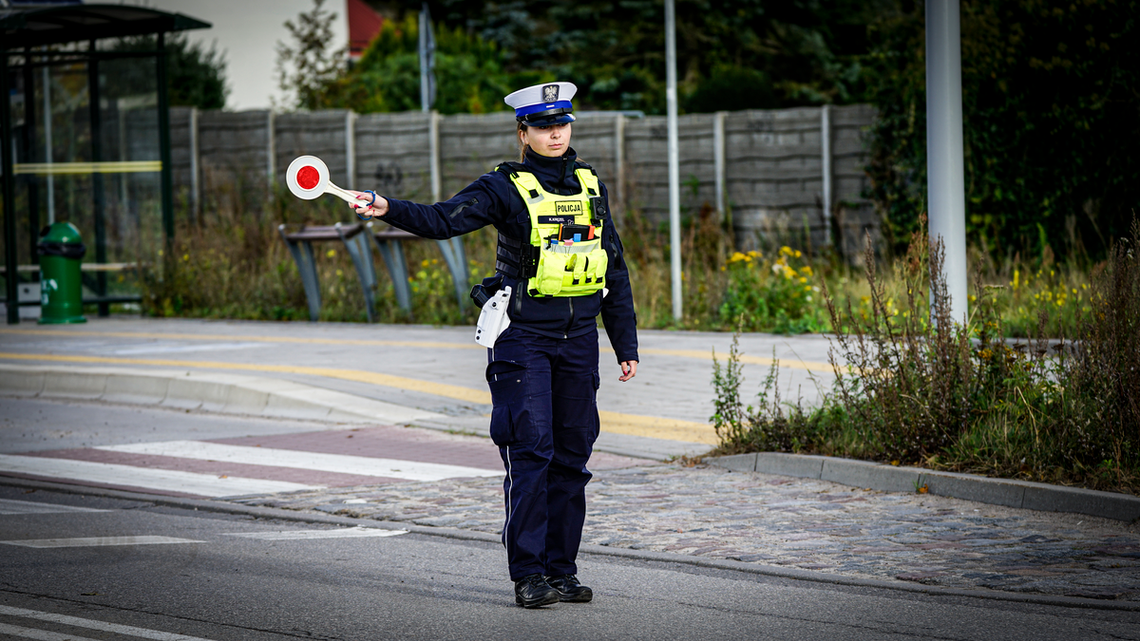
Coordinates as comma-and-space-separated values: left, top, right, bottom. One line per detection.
3, 485, 1139, 641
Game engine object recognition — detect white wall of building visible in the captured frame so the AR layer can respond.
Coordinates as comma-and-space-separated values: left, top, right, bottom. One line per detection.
121, 0, 348, 110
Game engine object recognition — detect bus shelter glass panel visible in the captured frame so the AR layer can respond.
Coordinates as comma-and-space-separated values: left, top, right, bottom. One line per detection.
12, 50, 163, 313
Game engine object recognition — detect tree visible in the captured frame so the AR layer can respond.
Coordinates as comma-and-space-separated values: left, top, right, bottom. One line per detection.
275, 0, 347, 111
865, 0, 1140, 258
110, 33, 229, 110
395, 0, 892, 114
326, 12, 512, 115
166, 34, 229, 109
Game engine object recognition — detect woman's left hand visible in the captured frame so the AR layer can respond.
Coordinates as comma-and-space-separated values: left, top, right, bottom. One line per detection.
618, 360, 638, 382
345, 190, 390, 218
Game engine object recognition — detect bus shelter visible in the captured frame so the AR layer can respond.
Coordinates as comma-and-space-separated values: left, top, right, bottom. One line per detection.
1, 3, 210, 324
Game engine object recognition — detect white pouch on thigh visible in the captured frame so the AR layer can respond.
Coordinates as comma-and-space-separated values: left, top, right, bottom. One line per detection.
475, 285, 512, 348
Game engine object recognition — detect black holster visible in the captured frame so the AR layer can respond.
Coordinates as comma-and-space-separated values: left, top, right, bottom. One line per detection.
470, 273, 505, 309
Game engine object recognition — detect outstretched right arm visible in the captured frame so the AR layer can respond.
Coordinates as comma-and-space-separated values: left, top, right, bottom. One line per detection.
345, 173, 513, 240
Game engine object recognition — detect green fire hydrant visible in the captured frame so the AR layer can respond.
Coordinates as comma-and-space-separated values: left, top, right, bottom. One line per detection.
37, 222, 87, 324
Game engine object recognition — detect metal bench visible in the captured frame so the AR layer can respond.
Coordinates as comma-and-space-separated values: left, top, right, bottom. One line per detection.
277, 222, 468, 322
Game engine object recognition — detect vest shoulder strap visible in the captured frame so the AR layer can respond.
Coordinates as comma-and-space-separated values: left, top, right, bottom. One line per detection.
574, 166, 601, 198
496, 162, 542, 199
494, 161, 527, 177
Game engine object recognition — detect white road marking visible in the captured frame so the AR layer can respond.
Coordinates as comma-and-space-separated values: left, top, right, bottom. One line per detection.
0, 535, 205, 548
97, 440, 500, 482
223, 526, 408, 541
0, 622, 106, 641
0, 454, 317, 498
0, 498, 108, 515
0, 605, 218, 640
110, 342, 265, 355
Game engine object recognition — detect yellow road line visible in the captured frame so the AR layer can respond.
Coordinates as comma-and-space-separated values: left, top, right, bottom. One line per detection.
0, 328, 834, 371
0, 329, 483, 351
0, 352, 717, 446
0, 352, 489, 404
638, 347, 832, 373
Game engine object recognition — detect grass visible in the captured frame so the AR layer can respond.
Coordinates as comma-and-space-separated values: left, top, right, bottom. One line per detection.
142, 184, 1096, 339
710, 218, 1140, 496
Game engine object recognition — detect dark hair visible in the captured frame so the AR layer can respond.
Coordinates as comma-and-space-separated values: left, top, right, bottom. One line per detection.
517, 121, 529, 162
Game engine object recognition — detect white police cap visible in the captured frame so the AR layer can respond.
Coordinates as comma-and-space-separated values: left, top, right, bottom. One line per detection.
504, 82, 577, 127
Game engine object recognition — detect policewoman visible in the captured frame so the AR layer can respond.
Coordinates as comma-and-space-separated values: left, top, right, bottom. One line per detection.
348, 82, 638, 609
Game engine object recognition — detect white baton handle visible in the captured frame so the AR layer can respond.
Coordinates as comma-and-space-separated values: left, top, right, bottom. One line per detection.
325, 182, 375, 208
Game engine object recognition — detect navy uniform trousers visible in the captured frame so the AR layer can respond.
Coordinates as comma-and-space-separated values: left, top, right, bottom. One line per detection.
486, 324, 600, 581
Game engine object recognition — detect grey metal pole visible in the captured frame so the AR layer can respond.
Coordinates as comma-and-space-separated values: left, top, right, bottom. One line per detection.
926, 0, 969, 325
665, 0, 682, 321
418, 3, 434, 113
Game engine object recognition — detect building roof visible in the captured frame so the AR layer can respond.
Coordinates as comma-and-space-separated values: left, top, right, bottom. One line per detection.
0, 2, 210, 50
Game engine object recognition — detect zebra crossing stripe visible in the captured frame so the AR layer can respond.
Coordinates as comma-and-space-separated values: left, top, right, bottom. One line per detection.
223, 526, 407, 541
0, 622, 106, 641
0, 498, 108, 515
0, 535, 205, 549
0, 454, 317, 498
0, 605, 218, 640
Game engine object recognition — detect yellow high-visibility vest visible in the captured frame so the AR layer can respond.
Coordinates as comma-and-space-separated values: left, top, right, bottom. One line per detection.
504, 166, 608, 297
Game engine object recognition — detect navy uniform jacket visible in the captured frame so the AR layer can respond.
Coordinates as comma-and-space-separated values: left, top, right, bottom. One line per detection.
380, 147, 639, 365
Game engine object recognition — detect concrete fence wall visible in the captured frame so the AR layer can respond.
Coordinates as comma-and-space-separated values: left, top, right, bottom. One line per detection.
169, 105, 878, 254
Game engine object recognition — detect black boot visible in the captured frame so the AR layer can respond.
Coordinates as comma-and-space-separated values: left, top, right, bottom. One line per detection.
514, 574, 559, 608
545, 574, 593, 603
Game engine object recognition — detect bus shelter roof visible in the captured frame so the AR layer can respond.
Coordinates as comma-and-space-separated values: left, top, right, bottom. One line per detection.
1, 3, 210, 50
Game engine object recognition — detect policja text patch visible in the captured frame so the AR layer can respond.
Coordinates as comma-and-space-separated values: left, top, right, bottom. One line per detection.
555, 201, 584, 217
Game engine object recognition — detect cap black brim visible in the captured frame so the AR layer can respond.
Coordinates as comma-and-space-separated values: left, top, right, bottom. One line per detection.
518, 111, 576, 127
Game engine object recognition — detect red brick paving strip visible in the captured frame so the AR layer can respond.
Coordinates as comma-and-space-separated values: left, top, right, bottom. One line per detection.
209, 425, 650, 471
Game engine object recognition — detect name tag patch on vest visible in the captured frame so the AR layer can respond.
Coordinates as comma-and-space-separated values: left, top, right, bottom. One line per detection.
538, 215, 577, 225
554, 201, 584, 216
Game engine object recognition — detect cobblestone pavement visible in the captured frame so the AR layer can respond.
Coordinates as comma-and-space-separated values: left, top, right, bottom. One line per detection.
233, 461, 1140, 602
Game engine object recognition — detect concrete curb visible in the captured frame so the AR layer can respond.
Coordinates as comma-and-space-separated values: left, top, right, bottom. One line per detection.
709, 452, 1140, 523
4, 476, 1137, 612
0, 364, 446, 426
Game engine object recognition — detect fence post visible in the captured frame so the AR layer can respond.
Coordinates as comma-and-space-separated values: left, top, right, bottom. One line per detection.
345, 110, 356, 189
820, 104, 832, 247
614, 113, 625, 209
714, 111, 726, 224
189, 107, 200, 222
429, 110, 441, 202
266, 110, 276, 189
